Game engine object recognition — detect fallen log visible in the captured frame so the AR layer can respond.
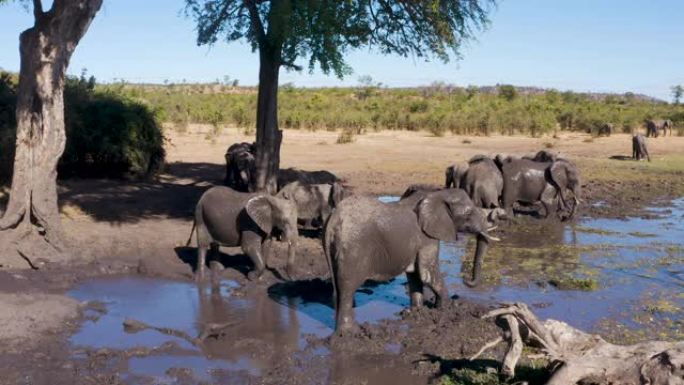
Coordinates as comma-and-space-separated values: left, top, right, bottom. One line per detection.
473, 303, 684, 384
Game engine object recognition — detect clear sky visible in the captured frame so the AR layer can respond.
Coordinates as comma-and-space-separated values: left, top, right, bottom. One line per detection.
0, 0, 682, 100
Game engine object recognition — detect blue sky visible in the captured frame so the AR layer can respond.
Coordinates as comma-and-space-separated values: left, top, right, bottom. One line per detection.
0, 0, 682, 100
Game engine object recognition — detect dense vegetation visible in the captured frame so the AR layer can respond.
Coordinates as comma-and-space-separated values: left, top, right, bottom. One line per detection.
106, 81, 684, 138
0, 72, 165, 182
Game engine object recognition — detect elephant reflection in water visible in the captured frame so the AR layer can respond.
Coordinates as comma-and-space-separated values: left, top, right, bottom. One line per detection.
196, 282, 300, 369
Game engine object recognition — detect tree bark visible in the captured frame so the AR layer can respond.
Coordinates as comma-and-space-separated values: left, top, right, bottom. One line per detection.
0, 0, 102, 256
252, 52, 282, 194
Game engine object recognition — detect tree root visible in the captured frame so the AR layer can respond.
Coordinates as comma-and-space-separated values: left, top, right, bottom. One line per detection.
478, 303, 684, 384
123, 318, 238, 349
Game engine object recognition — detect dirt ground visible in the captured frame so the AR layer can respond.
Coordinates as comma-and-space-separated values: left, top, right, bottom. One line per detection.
0, 127, 682, 384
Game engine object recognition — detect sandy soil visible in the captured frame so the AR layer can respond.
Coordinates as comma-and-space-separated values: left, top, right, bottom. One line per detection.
0, 127, 682, 384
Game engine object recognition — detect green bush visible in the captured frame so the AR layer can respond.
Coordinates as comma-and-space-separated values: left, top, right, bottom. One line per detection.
0, 72, 165, 182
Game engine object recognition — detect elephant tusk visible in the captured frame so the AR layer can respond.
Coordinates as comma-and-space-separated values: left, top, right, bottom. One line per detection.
487, 226, 498, 232
480, 232, 501, 242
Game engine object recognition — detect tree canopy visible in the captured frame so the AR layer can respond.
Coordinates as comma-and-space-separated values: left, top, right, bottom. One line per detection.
185, 0, 495, 77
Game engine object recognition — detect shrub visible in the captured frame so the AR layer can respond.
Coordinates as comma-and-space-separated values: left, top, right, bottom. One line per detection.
0, 72, 165, 182
336, 128, 356, 144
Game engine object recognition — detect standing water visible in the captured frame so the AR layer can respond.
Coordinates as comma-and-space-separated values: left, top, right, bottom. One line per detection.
68, 197, 684, 382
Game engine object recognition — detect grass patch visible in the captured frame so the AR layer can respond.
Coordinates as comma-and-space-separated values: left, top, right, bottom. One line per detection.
548, 276, 599, 291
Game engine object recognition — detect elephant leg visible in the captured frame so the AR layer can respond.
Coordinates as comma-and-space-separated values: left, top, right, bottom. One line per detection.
335, 275, 362, 333
540, 187, 558, 219
261, 237, 274, 268
195, 222, 212, 280
406, 269, 424, 308
418, 242, 447, 308
241, 231, 266, 280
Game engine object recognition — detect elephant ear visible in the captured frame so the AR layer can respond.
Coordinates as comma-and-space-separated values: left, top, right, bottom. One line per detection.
330, 182, 345, 207
245, 196, 274, 234
417, 195, 459, 242
548, 161, 569, 189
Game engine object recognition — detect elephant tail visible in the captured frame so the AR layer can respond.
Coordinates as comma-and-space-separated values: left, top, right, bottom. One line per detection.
185, 218, 196, 247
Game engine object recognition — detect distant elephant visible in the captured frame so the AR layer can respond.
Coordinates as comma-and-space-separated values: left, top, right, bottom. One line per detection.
632, 134, 651, 162
501, 157, 581, 220
187, 186, 299, 280
276, 181, 347, 229
224, 142, 256, 192
522, 150, 557, 163
459, 155, 504, 209
646, 119, 673, 138
276, 168, 340, 190
445, 163, 469, 189
598, 123, 614, 137
324, 189, 503, 332
400, 183, 442, 200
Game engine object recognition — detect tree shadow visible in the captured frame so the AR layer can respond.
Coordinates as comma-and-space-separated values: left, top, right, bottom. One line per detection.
57, 161, 224, 223
609, 155, 634, 161
174, 245, 253, 277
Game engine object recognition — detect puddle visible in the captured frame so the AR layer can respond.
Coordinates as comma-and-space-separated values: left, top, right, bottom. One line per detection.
68, 196, 684, 382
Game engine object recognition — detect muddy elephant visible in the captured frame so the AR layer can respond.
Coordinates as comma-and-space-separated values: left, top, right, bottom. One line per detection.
598, 123, 614, 137
501, 157, 581, 220
276, 168, 340, 190
459, 155, 504, 209
445, 163, 468, 188
632, 134, 651, 162
323, 189, 503, 332
224, 142, 256, 192
646, 119, 673, 138
276, 181, 346, 229
400, 184, 442, 200
188, 186, 298, 280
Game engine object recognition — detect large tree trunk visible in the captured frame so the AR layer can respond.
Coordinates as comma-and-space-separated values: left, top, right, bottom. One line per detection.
0, 0, 102, 260
252, 53, 282, 194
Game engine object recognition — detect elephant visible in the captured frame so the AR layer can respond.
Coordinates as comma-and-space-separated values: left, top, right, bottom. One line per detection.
522, 150, 557, 163
632, 134, 651, 162
445, 163, 468, 188
400, 184, 442, 200
646, 119, 673, 138
500, 157, 581, 220
275, 181, 346, 229
459, 155, 504, 209
187, 186, 299, 280
598, 123, 614, 137
323, 189, 503, 332
276, 168, 340, 190
224, 142, 256, 192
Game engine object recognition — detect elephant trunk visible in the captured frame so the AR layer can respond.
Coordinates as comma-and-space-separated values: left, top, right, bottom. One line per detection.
284, 230, 298, 280
463, 233, 490, 288
569, 184, 581, 219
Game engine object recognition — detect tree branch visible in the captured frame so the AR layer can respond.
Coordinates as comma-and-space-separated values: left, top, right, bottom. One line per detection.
244, 0, 266, 44
32, 0, 43, 19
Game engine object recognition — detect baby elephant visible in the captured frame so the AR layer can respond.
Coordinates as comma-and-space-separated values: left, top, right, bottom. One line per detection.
276, 181, 345, 229
188, 186, 299, 280
324, 189, 502, 333
632, 134, 651, 162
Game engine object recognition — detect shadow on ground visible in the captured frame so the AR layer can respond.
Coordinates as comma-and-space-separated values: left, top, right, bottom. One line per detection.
57, 162, 224, 223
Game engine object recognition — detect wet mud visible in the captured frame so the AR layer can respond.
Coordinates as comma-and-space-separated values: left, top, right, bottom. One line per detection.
0, 192, 681, 384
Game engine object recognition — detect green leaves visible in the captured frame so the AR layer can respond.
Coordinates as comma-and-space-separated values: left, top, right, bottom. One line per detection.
184, 0, 495, 78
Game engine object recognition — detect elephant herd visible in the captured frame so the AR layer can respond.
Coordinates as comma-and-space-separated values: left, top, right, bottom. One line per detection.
188, 143, 582, 333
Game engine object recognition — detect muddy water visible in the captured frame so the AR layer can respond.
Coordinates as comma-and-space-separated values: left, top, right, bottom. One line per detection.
69, 276, 422, 384
68, 197, 683, 383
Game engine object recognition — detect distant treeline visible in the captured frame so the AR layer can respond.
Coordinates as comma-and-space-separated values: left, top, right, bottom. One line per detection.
106, 82, 684, 137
